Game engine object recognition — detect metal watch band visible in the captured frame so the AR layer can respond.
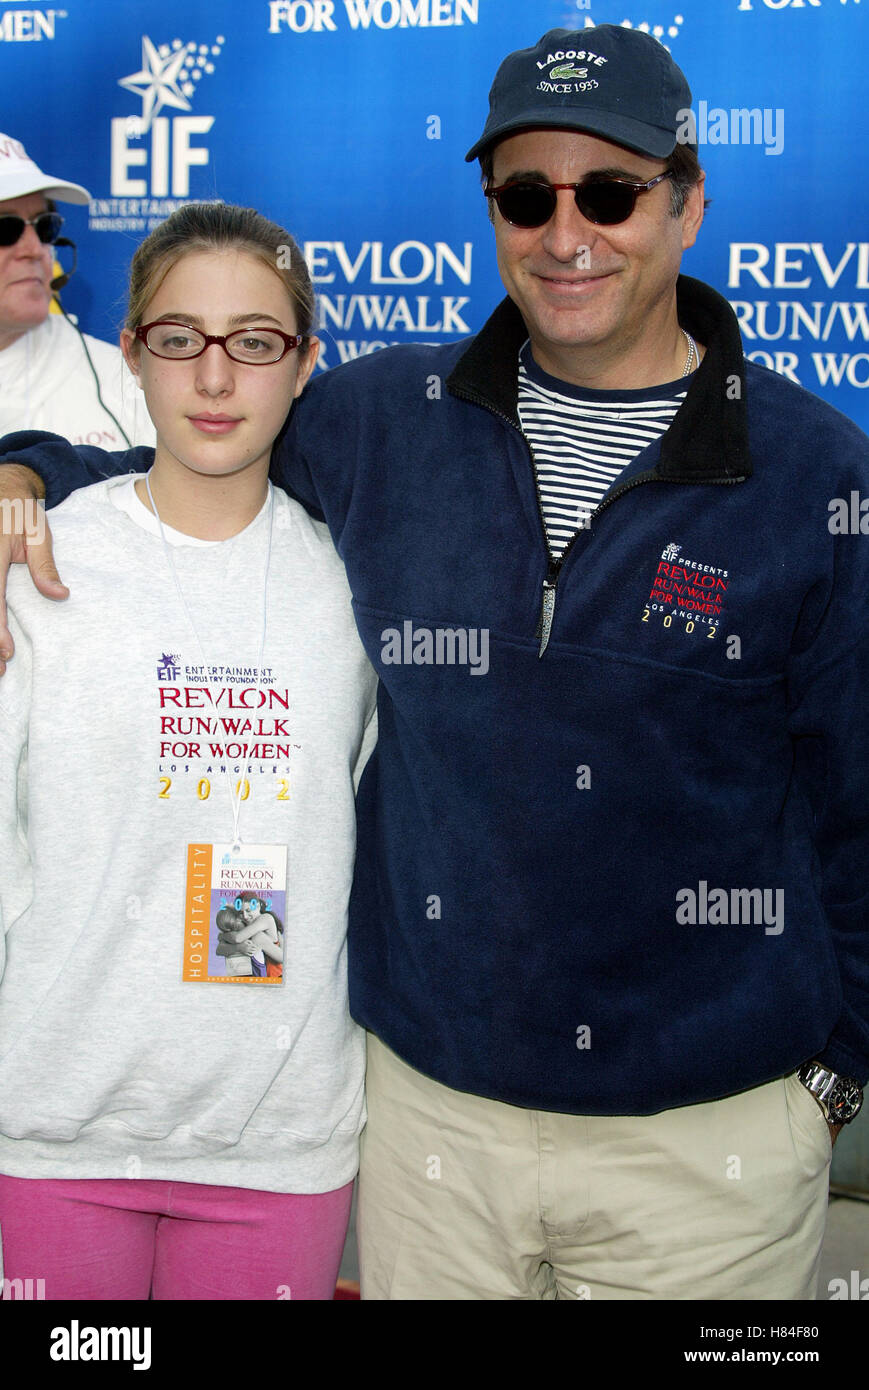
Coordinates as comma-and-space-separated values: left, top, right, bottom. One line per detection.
797, 1061, 864, 1125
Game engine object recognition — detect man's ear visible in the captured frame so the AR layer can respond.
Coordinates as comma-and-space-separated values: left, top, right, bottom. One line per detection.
120, 328, 143, 387
681, 170, 706, 251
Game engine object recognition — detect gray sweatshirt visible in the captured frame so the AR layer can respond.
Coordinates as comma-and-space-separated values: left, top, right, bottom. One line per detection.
0, 477, 377, 1193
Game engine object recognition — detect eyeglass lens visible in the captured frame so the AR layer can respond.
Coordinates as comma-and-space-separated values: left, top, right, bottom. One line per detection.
0, 213, 63, 247
494, 180, 640, 228
144, 324, 290, 363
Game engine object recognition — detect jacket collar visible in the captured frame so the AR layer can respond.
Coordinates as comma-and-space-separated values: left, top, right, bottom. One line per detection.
446, 274, 751, 482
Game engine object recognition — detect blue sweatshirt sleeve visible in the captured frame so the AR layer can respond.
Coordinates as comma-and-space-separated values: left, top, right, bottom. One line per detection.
0, 431, 152, 509
268, 395, 326, 524
787, 482, 869, 1084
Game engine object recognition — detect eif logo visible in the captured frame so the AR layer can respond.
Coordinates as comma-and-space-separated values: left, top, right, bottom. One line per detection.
111, 35, 225, 197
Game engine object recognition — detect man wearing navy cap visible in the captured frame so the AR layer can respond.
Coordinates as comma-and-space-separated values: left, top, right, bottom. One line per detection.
0, 26, 866, 1300
340, 23, 865, 1301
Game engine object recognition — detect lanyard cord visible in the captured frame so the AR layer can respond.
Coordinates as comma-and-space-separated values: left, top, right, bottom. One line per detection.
145, 471, 275, 849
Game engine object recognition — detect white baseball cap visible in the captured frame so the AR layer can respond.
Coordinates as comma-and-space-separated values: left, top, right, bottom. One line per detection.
0, 132, 89, 204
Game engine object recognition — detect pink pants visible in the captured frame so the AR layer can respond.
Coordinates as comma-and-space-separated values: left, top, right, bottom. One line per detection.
0, 1173, 353, 1300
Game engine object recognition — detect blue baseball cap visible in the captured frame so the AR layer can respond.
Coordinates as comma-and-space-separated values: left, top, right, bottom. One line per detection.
465, 25, 694, 163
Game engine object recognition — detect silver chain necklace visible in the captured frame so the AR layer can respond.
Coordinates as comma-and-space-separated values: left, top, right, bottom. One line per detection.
681, 328, 697, 378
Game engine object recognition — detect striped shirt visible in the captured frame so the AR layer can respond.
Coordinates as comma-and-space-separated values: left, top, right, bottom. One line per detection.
517, 341, 689, 559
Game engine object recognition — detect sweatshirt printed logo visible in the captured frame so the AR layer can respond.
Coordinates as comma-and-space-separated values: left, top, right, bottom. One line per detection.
157, 652, 181, 680
158, 659, 297, 762
643, 542, 730, 633
155, 651, 300, 808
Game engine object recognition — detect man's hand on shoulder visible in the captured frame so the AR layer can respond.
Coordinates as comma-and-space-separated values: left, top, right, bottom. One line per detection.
0, 463, 67, 673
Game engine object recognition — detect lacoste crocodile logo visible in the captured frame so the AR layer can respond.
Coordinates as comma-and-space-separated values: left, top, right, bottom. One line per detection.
549, 64, 588, 80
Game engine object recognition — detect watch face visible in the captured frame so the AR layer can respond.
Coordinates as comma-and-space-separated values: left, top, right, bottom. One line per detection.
829, 1079, 864, 1123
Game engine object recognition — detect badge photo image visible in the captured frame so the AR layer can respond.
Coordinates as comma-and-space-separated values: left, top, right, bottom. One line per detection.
183, 843, 287, 983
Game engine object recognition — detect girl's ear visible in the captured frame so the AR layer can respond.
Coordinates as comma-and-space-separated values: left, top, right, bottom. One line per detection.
292, 336, 321, 400
120, 328, 143, 387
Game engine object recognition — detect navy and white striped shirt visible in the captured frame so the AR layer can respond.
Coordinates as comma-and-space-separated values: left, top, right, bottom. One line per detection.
518, 341, 689, 559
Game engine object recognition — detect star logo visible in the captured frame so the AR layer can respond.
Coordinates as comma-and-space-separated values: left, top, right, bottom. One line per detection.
119, 37, 191, 132
156, 652, 181, 680
119, 35, 225, 133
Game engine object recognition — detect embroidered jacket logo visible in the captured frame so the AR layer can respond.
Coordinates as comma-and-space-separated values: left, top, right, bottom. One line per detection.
644, 542, 730, 633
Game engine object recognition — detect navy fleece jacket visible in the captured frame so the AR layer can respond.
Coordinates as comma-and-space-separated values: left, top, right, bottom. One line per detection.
3, 275, 868, 1113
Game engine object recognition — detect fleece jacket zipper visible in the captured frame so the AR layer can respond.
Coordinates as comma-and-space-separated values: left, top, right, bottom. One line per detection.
450, 383, 746, 658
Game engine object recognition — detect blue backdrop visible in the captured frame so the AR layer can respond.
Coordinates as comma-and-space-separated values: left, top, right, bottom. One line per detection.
3, 0, 868, 428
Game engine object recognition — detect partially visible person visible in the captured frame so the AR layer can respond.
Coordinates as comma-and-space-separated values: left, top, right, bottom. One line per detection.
214, 905, 257, 976
0, 131, 153, 447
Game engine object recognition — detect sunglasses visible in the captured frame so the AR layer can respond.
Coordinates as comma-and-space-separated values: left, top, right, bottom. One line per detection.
485, 172, 673, 228
0, 211, 64, 247
135, 320, 304, 365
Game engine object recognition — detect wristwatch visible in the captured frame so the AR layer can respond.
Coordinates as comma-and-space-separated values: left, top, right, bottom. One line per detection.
797, 1061, 864, 1125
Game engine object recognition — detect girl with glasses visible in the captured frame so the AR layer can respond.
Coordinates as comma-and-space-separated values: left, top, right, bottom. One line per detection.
0, 203, 377, 1300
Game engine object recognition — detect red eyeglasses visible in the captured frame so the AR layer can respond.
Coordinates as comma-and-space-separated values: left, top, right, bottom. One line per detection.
134, 320, 304, 364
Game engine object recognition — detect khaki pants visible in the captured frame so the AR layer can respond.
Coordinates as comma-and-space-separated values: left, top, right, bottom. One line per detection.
358, 1033, 832, 1300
